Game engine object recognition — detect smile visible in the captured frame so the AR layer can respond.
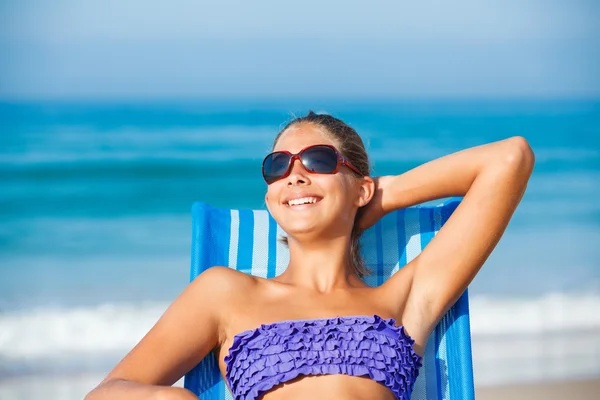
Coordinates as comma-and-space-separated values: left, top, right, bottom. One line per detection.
286, 197, 322, 207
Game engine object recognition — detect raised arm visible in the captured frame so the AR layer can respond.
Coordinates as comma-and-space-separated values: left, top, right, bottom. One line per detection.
369, 136, 534, 347
85, 266, 236, 400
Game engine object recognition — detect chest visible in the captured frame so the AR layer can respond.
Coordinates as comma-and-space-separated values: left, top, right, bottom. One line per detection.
218, 290, 400, 374
219, 313, 421, 400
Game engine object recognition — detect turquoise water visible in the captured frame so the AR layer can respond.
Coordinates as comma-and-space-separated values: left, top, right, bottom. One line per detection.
0, 99, 599, 383
1, 99, 598, 305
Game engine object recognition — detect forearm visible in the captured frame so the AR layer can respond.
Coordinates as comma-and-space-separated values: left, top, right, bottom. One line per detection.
381, 136, 534, 211
85, 379, 197, 400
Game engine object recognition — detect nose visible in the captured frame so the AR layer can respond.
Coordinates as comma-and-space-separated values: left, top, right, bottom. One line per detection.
286, 158, 310, 186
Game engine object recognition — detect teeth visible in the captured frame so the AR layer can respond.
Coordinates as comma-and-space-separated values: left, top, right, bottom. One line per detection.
287, 197, 318, 206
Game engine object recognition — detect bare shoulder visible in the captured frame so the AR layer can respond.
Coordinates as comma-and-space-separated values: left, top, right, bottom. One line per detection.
200, 265, 256, 283
100, 266, 256, 387
178, 266, 246, 312
192, 266, 260, 319
193, 266, 257, 299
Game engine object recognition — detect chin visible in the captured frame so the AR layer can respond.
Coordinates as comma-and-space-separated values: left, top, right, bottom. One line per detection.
280, 224, 318, 238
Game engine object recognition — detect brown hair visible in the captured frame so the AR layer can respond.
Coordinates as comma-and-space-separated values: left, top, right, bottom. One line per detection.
273, 111, 372, 278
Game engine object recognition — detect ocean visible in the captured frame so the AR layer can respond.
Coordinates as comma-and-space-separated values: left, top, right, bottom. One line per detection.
0, 99, 599, 398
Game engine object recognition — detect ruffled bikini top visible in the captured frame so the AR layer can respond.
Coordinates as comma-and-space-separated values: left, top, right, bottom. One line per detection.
224, 314, 422, 400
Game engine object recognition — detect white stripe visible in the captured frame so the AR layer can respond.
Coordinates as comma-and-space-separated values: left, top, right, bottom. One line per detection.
438, 327, 450, 399
252, 210, 270, 277
224, 386, 234, 400
407, 208, 427, 397
228, 210, 239, 269
404, 209, 422, 263
275, 224, 290, 275
433, 206, 451, 399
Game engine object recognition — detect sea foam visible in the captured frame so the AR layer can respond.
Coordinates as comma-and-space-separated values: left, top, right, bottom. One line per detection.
1, 292, 599, 382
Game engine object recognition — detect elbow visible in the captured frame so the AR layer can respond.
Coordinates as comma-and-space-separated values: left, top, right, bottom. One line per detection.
84, 389, 97, 400
84, 383, 105, 400
501, 136, 535, 177
84, 379, 118, 400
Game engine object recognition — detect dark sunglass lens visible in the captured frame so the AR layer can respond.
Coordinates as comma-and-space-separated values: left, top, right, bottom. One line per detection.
302, 146, 338, 173
263, 152, 290, 182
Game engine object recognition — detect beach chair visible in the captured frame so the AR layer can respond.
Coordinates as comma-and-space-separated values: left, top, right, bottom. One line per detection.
184, 199, 475, 400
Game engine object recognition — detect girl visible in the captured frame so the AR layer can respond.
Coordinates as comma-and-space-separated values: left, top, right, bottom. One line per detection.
86, 112, 534, 400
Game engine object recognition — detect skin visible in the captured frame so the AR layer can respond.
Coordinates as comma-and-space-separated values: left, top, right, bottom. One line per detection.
86, 123, 535, 400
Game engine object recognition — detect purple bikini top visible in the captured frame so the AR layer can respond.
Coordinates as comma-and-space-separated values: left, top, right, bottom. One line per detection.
224, 314, 422, 400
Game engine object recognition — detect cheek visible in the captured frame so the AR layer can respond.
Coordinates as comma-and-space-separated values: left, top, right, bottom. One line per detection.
335, 179, 361, 212
332, 176, 355, 197
265, 185, 281, 209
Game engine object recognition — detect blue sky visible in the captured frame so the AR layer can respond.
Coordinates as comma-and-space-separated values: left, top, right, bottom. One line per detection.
1, 0, 598, 99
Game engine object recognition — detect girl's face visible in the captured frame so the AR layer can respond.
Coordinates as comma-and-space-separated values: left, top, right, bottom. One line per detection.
265, 123, 367, 240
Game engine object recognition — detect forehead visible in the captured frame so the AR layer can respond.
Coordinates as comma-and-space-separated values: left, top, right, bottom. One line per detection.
273, 123, 338, 153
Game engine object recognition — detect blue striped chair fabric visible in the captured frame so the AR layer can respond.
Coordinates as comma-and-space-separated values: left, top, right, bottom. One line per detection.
184, 200, 474, 399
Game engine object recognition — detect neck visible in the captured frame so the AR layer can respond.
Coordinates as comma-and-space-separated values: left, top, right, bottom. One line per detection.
275, 235, 366, 293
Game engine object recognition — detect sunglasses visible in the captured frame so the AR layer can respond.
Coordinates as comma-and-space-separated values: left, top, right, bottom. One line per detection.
262, 144, 362, 184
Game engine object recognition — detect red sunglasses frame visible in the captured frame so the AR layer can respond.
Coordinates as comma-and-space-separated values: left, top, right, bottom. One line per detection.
262, 144, 362, 184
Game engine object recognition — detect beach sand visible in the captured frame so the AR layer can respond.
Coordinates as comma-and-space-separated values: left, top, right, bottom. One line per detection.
477, 378, 600, 400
